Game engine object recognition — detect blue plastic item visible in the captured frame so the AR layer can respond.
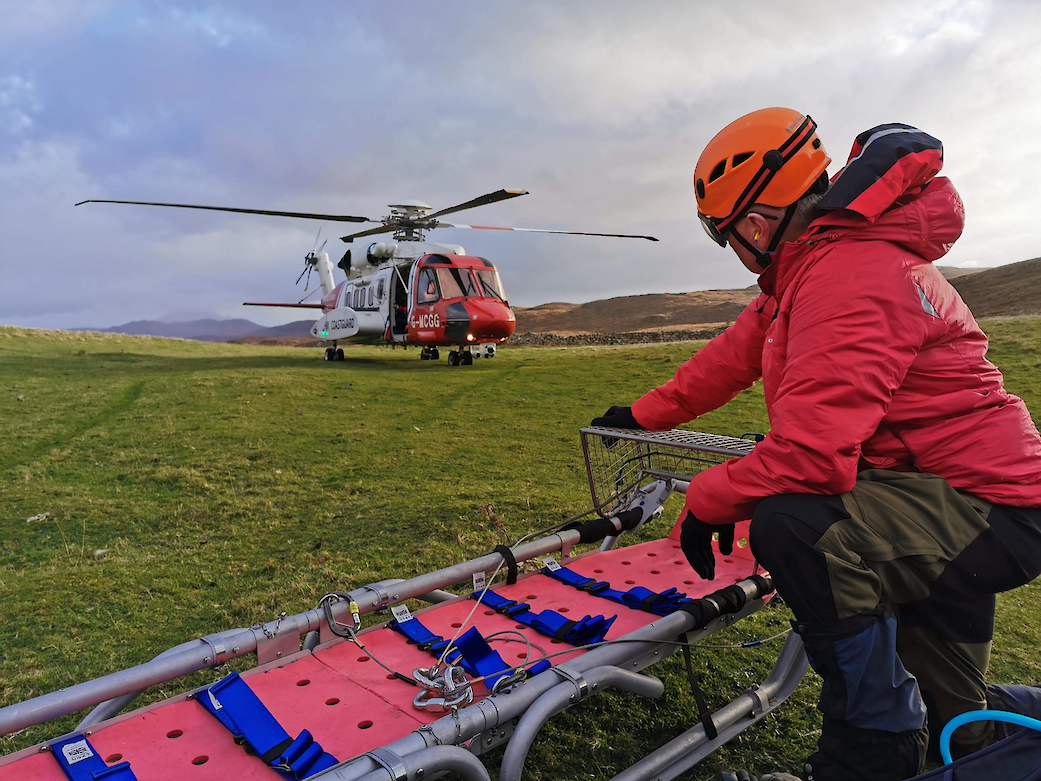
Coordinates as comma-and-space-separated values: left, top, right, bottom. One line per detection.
50, 735, 138, 781
197, 672, 339, 779
940, 710, 1041, 764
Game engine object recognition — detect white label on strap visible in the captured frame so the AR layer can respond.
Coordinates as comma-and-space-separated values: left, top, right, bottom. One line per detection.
543, 556, 562, 572
62, 740, 94, 765
207, 690, 223, 711
390, 604, 414, 623
472, 571, 487, 591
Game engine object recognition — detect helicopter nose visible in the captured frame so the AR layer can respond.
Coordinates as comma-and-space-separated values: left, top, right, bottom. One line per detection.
464, 301, 516, 342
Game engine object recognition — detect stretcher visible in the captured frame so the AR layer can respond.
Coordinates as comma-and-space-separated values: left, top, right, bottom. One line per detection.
0, 428, 810, 781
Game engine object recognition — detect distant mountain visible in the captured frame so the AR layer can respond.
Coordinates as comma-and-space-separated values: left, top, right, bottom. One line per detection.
96, 318, 266, 342
85, 317, 317, 343
246, 320, 315, 338
156, 310, 224, 323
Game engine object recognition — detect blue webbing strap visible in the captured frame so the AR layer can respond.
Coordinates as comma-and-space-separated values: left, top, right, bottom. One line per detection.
543, 565, 693, 616
50, 735, 138, 781
388, 616, 468, 672
541, 567, 627, 602
390, 614, 552, 684
197, 671, 339, 779
454, 626, 516, 689
473, 589, 616, 644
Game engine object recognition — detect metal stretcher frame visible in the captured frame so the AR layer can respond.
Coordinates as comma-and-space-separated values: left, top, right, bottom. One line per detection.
0, 428, 809, 781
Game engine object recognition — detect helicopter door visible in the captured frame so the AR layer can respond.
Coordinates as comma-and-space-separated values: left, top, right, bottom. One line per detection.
409, 266, 444, 339
390, 265, 410, 338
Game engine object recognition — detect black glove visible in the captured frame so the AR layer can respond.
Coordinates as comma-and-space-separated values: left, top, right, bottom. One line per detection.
590, 405, 641, 429
679, 510, 734, 581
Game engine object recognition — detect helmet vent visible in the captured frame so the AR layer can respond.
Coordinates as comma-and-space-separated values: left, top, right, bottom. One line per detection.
732, 152, 753, 167
708, 159, 727, 183
695, 178, 706, 199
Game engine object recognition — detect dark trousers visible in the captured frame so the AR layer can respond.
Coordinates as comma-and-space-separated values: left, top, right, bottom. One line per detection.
750, 471, 1041, 765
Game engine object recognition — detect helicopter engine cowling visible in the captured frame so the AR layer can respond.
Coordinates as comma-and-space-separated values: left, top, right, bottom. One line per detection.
363, 242, 398, 267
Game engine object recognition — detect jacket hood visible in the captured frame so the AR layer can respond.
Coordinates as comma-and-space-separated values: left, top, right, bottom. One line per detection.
810, 124, 964, 260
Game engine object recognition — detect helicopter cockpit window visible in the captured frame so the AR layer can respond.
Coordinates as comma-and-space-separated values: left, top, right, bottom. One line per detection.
435, 267, 480, 299
416, 267, 440, 305
475, 269, 506, 303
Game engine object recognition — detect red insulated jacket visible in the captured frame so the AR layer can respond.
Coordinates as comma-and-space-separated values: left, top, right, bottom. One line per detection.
632, 126, 1041, 524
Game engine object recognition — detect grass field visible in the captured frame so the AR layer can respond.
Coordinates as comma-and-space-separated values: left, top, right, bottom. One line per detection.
2, 322, 1041, 779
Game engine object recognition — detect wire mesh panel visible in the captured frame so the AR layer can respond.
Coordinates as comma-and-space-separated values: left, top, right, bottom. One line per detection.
580, 427, 758, 517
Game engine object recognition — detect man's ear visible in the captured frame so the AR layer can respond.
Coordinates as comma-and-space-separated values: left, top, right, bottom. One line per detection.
745, 212, 773, 243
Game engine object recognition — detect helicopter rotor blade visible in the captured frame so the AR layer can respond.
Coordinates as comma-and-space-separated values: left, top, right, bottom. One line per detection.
312, 225, 322, 253
318, 238, 328, 253
75, 199, 374, 224
425, 189, 528, 220
437, 221, 659, 242
295, 264, 309, 285
339, 224, 396, 243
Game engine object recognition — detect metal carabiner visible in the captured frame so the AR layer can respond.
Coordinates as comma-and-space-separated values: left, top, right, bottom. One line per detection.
411, 665, 473, 712
490, 666, 527, 695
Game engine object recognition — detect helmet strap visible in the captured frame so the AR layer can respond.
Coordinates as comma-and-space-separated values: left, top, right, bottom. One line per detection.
766, 203, 797, 252
732, 228, 772, 269
731, 205, 794, 270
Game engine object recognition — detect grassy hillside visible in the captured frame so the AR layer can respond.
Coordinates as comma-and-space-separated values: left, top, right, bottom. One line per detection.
953, 257, 1041, 318
512, 266, 984, 336
2, 324, 1040, 779
514, 289, 756, 335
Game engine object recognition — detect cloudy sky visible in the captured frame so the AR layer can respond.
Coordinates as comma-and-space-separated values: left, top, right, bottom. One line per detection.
2, 0, 1040, 329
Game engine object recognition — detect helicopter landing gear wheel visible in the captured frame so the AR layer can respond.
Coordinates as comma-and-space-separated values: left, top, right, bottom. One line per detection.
460, 351, 473, 366
335, 348, 344, 361
447, 351, 460, 367
324, 348, 334, 361
431, 348, 439, 361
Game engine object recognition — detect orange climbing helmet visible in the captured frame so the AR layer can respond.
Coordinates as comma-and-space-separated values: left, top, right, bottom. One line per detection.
695, 107, 831, 247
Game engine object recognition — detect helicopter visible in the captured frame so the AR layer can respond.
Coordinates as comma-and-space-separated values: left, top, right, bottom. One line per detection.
76, 189, 658, 365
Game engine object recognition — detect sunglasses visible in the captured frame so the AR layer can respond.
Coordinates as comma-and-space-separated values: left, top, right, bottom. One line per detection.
698, 212, 729, 248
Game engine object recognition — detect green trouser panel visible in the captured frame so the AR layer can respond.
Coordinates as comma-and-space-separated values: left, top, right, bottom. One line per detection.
820, 470, 994, 755
895, 624, 992, 755
823, 470, 991, 619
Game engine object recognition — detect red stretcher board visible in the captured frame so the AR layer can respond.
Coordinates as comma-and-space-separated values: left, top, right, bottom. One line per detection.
0, 522, 758, 781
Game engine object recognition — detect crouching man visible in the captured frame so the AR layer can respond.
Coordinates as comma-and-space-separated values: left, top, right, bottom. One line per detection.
593, 108, 1041, 780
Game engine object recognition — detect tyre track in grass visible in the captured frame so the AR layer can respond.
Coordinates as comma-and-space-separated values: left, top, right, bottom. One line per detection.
413, 360, 523, 416
0, 380, 146, 476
